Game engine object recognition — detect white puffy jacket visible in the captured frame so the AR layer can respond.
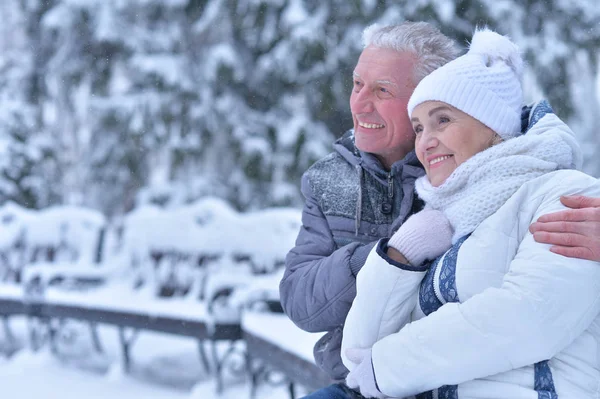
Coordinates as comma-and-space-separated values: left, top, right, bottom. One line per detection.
342, 169, 600, 399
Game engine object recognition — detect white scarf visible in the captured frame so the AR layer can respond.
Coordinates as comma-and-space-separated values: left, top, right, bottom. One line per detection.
415, 114, 582, 243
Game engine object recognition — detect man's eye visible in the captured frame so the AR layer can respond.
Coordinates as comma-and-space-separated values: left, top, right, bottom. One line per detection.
353, 80, 362, 87
413, 125, 422, 134
376, 87, 392, 99
439, 116, 450, 124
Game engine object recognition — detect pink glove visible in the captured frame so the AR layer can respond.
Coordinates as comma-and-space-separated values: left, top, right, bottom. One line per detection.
345, 348, 386, 399
387, 209, 453, 266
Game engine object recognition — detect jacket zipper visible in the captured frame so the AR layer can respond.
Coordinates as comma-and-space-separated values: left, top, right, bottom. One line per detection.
380, 172, 394, 215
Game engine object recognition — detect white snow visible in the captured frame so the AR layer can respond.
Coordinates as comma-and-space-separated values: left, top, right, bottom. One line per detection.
0, 200, 313, 398
0, 319, 294, 398
121, 196, 300, 272
242, 310, 324, 363
4, 1, 599, 397
0, 351, 190, 399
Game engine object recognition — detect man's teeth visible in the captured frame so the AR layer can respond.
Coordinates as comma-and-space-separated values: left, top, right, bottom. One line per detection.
359, 122, 384, 129
430, 155, 452, 165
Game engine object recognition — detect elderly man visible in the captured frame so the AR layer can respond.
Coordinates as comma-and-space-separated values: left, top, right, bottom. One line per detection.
280, 21, 600, 399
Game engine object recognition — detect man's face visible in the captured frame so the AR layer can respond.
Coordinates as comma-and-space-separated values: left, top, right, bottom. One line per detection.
350, 46, 417, 169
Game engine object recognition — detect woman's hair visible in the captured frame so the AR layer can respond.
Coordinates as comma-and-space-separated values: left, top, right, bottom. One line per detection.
362, 22, 460, 84
490, 133, 504, 147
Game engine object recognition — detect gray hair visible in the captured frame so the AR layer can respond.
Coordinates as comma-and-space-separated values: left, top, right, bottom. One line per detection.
362, 22, 460, 84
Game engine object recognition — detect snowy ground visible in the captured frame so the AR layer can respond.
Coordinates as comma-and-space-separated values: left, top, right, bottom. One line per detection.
0, 353, 191, 399
0, 317, 292, 399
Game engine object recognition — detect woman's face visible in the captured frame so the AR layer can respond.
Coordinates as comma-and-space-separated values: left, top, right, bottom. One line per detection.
411, 101, 497, 187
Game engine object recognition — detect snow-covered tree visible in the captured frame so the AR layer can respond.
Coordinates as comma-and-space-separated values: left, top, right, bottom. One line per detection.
0, 1, 60, 208
1, 0, 599, 216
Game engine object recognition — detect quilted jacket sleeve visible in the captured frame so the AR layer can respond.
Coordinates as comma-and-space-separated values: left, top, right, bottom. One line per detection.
279, 171, 377, 333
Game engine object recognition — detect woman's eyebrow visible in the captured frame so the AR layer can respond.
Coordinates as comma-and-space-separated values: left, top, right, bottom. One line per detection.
429, 106, 451, 116
410, 106, 451, 122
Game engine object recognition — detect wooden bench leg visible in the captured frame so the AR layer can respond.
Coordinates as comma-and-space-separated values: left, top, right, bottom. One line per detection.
247, 351, 263, 399
47, 318, 62, 355
2, 316, 15, 346
248, 361, 285, 399
210, 341, 223, 393
27, 316, 38, 351
27, 316, 47, 352
197, 339, 211, 373
89, 322, 104, 354
211, 340, 244, 395
118, 327, 139, 373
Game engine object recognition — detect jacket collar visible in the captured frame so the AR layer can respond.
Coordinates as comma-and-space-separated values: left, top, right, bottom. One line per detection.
333, 129, 424, 183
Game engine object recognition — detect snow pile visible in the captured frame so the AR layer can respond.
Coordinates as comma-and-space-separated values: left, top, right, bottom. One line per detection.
119, 196, 300, 299
0, 203, 106, 283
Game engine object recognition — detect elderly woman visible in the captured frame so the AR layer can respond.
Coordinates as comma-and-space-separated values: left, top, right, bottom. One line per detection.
341, 28, 600, 399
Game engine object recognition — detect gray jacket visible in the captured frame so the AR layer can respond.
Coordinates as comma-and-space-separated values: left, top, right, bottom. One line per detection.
280, 130, 425, 380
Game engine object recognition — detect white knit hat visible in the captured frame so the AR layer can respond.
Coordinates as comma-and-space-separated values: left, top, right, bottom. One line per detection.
407, 28, 524, 139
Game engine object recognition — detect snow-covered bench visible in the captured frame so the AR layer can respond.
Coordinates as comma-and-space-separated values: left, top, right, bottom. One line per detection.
0, 277, 331, 397
242, 311, 331, 399
0, 282, 243, 393
0, 204, 107, 283
0, 198, 306, 394
0, 284, 26, 351
120, 198, 301, 301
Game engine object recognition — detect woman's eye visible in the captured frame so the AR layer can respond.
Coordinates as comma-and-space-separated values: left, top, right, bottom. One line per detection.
413, 125, 422, 134
439, 116, 450, 124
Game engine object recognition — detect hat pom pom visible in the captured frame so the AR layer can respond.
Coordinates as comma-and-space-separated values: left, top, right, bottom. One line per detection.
468, 28, 523, 77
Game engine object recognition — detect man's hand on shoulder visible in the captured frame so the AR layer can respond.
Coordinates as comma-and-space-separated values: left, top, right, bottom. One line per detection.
530, 195, 600, 261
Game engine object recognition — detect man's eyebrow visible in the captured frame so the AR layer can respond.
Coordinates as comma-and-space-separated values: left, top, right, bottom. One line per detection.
429, 106, 451, 116
351, 73, 397, 87
410, 117, 420, 122
375, 79, 396, 86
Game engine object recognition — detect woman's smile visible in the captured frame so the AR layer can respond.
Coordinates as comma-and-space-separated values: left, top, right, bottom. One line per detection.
427, 154, 453, 168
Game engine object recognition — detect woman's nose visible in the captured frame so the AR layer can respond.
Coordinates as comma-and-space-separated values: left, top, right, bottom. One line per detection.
416, 130, 439, 153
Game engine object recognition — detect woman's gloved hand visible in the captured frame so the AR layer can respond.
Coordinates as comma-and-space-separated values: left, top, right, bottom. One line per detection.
387, 209, 453, 266
345, 348, 387, 399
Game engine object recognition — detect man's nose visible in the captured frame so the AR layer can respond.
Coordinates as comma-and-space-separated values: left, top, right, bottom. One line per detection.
351, 89, 374, 114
